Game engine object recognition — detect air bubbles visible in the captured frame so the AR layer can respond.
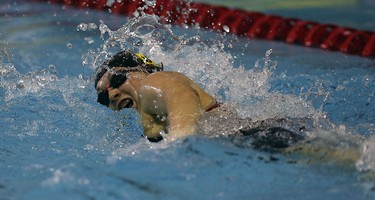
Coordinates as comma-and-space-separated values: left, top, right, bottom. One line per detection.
16, 79, 24, 89
99, 21, 110, 39
135, 24, 155, 37
77, 23, 98, 32
84, 37, 95, 44
222, 25, 230, 33
182, 23, 189, 29
254, 49, 277, 71
106, 0, 115, 7
84, 144, 94, 151
77, 23, 88, 31
336, 85, 345, 91
48, 64, 56, 71
133, 11, 140, 17
66, 43, 73, 48
0, 64, 16, 76
1, 66, 59, 101
145, 0, 156, 7
356, 135, 375, 172
41, 168, 74, 186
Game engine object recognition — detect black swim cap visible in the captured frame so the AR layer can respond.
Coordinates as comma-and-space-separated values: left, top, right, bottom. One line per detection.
94, 50, 163, 88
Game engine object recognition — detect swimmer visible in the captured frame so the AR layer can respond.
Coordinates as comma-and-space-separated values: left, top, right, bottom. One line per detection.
95, 50, 220, 142
95, 50, 363, 168
95, 51, 316, 145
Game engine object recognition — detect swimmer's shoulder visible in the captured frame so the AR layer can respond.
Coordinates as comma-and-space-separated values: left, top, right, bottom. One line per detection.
146, 71, 190, 81
143, 71, 217, 110
142, 71, 194, 88
138, 71, 193, 103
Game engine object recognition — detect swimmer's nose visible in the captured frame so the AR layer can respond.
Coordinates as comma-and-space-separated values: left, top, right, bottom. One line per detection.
108, 89, 121, 109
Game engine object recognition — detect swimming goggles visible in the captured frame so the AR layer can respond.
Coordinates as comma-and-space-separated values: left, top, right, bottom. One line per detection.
96, 72, 127, 106
96, 51, 163, 107
96, 66, 153, 106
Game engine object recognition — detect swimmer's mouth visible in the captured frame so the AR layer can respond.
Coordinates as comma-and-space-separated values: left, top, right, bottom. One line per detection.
119, 98, 134, 109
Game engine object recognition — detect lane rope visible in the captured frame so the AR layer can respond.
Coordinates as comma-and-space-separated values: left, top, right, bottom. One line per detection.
32, 0, 375, 58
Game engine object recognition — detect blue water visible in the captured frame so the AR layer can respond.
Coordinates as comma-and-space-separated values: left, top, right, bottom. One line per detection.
1, 1, 375, 200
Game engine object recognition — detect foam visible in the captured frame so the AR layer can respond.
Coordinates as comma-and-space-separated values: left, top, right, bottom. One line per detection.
357, 135, 375, 172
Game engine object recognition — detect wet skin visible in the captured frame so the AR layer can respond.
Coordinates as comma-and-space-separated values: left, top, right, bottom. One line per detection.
96, 68, 217, 140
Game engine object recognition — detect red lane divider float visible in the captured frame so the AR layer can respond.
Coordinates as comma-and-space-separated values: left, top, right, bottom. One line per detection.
32, 0, 375, 58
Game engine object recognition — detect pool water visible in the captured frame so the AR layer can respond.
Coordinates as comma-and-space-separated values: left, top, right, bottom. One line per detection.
1, 0, 375, 199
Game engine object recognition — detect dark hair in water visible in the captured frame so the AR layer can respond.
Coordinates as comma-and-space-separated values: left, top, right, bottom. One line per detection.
94, 50, 163, 88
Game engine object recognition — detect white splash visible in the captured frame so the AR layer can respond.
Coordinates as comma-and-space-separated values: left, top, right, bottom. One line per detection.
0, 64, 58, 101
87, 15, 318, 120
83, 15, 323, 157
356, 135, 375, 172
41, 168, 75, 186
41, 167, 89, 187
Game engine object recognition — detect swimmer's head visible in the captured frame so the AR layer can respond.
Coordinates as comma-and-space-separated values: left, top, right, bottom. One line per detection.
95, 50, 163, 107
94, 50, 163, 89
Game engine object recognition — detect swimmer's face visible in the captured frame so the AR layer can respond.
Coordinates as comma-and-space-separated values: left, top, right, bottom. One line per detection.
96, 68, 142, 111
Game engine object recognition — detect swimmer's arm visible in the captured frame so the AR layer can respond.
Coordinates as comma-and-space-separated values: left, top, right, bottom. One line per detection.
141, 113, 166, 139
143, 124, 165, 139
140, 72, 205, 139
166, 89, 204, 139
